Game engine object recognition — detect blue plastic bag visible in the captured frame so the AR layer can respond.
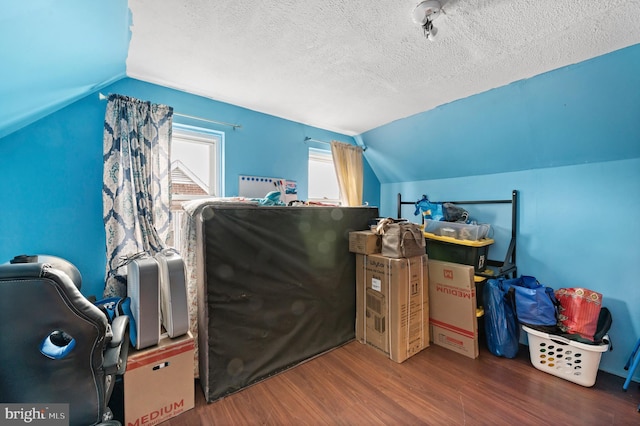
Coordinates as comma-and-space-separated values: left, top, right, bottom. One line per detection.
484, 279, 520, 358
499, 276, 558, 327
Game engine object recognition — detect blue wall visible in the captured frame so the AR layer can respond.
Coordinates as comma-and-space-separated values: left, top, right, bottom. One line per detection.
367, 46, 640, 380
0, 95, 107, 297
0, 0, 130, 139
0, 77, 381, 298
362, 44, 640, 183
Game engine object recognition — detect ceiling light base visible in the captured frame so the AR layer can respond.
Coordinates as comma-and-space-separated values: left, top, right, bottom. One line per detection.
412, 1, 442, 41
412, 1, 442, 25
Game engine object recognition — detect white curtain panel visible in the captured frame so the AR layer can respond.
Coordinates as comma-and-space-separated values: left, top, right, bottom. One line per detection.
330, 141, 363, 207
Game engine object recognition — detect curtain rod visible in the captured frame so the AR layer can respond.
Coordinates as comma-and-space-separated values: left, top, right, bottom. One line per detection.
304, 137, 331, 146
173, 112, 241, 130
98, 93, 242, 130
304, 137, 367, 151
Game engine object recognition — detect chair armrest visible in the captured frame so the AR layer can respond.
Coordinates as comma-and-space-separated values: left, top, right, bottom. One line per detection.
109, 315, 129, 348
104, 315, 130, 376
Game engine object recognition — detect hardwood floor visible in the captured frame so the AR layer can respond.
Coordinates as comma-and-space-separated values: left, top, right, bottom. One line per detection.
160, 340, 640, 426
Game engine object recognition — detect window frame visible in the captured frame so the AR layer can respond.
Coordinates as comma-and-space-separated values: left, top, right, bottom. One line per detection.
171, 124, 224, 201
170, 124, 224, 250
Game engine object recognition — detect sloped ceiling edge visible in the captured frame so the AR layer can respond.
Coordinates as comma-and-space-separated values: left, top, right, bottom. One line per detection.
0, 0, 130, 140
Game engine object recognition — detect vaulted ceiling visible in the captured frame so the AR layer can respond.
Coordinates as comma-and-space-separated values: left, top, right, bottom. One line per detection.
125, 0, 640, 135
2, 0, 640, 139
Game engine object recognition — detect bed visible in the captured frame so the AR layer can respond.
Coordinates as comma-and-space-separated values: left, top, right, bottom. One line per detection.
181, 199, 378, 402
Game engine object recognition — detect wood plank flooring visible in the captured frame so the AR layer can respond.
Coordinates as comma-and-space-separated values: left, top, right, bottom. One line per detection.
160, 340, 640, 425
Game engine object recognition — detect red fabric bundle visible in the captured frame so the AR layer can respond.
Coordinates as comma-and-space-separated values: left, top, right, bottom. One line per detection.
555, 288, 603, 340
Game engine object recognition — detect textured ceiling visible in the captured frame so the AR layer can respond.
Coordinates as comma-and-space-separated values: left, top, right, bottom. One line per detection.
127, 0, 640, 136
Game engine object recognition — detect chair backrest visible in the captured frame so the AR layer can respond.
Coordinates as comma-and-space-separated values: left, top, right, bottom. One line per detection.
0, 261, 111, 425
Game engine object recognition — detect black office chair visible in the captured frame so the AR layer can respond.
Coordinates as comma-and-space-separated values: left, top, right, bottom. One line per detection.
0, 255, 129, 425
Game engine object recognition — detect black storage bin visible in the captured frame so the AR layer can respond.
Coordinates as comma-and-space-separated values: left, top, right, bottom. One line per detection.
424, 235, 493, 273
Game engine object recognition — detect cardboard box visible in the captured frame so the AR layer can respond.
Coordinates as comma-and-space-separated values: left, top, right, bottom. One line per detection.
355, 253, 429, 363
124, 332, 195, 426
428, 260, 478, 359
349, 230, 381, 254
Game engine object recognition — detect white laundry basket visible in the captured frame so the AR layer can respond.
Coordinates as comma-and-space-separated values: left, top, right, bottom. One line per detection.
523, 325, 610, 387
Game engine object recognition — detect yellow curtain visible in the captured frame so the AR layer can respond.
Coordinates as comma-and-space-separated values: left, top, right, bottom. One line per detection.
330, 141, 363, 207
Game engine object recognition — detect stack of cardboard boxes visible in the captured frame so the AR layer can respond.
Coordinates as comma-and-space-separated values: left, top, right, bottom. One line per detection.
350, 230, 430, 363
350, 228, 480, 362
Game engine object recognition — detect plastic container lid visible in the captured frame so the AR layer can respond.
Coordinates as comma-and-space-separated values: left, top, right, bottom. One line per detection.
423, 232, 494, 247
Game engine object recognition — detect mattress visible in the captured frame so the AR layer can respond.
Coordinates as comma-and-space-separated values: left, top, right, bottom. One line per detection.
195, 205, 378, 402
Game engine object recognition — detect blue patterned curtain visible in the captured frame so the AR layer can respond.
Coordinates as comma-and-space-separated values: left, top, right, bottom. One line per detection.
102, 94, 173, 297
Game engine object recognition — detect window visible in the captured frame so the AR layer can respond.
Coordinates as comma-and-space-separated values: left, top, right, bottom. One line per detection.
171, 126, 222, 199
170, 124, 223, 248
308, 147, 340, 204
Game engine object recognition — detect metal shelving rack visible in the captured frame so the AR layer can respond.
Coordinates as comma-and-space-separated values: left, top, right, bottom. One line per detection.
397, 189, 518, 279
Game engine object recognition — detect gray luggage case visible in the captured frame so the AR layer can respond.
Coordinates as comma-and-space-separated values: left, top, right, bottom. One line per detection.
156, 250, 189, 338
127, 255, 160, 350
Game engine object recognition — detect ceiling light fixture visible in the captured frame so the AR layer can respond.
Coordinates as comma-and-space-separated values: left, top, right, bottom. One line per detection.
412, 0, 442, 41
